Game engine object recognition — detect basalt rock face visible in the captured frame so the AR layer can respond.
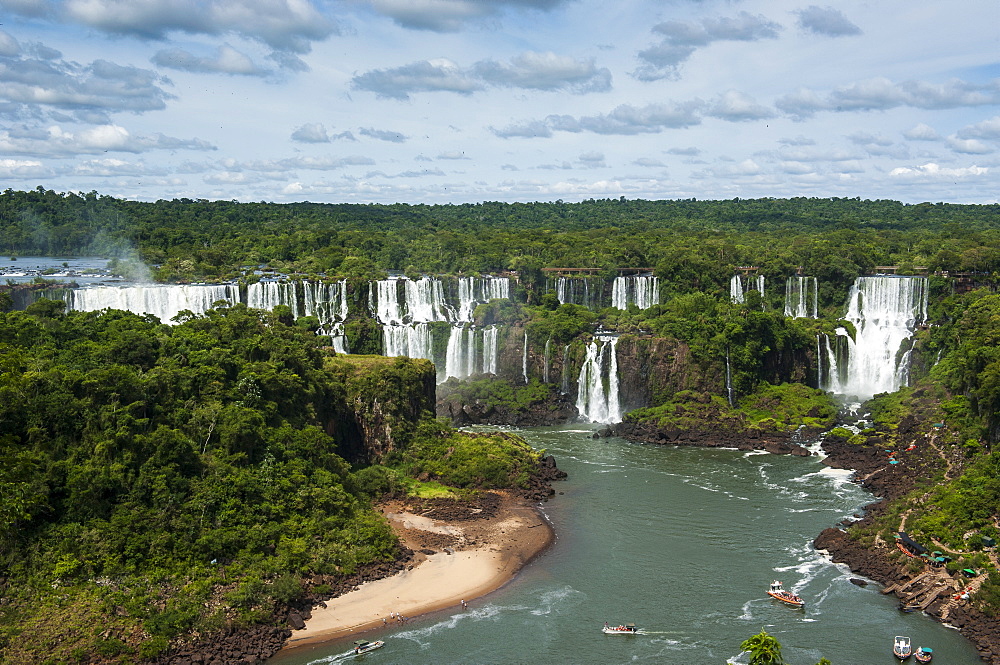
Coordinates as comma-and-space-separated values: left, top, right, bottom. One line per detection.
613, 336, 715, 414
436, 378, 579, 426
336, 356, 437, 464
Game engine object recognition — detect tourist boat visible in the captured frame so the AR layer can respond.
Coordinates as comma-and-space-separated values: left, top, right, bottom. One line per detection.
766, 580, 805, 608
353, 639, 385, 654
914, 646, 932, 662
602, 623, 639, 634
893, 635, 912, 660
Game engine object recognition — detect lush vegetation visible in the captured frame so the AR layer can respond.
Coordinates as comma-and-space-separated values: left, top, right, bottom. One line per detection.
0, 302, 548, 663
625, 383, 837, 433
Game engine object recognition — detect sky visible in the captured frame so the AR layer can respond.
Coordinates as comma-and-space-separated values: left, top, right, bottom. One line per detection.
0, 0, 999, 205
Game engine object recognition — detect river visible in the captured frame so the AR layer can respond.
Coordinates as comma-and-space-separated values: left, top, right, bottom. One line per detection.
268, 425, 982, 665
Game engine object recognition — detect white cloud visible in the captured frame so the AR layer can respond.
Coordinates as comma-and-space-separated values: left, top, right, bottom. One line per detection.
151, 44, 267, 76
946, 136, 993, 154
291, 123, 330, 143
353, 52, 611, 99
795, 6, 861, 37
889, 163, 988, 178
903, 123, 941, 141
635, 12, 781, 81
64, 0, 336, 57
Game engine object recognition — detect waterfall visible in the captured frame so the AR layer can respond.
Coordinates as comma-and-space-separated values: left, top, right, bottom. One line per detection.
815, 334, 823, 388
575, 336, 622, 423
442, 325, 478, 382
302, 280, 349, 324
456, 276, 510, 321
611, 274, 660, 310
404, 277, 454, 322
374, 279, 404, 324
832, 275, 928, 400
556, 276, 592, 308
66, 283, 240, 322
482, 326, 499, 374
784, 276, 818, 318
382, 323, 433, 361
522, 331, 529, 384
730, 275, 744, 303
329, 322, 348, 354
246, 280, 298, 316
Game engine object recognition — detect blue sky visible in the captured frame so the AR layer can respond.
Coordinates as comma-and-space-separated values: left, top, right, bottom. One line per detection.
0, 0, 998, 204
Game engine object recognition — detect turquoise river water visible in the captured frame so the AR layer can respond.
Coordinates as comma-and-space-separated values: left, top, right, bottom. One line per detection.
269, 425, 981, 665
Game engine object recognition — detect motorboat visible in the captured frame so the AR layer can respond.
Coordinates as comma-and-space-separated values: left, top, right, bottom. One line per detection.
893, 635, 912, 660
914, 646, 932, 662
602, 623, 639, 634
353, 639, 385, 654
766, 580, 805, 608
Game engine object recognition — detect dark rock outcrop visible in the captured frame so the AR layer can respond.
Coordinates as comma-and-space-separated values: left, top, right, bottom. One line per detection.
604, 420, 814, 456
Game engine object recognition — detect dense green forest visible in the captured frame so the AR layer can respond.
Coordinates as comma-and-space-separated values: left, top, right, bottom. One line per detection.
0, 301, 545, 663
3, 188, 1000, 660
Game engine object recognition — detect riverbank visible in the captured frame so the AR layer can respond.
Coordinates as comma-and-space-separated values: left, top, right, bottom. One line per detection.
815, 421, 1000, 665
276, 491, 554, 657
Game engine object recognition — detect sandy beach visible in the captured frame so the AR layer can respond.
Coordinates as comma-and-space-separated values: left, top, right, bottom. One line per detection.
278, 492, 553, 654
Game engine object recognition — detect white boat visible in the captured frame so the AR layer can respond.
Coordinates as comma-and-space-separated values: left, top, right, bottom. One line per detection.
766, 580, 805, 608
602, 623, 639, 634
353, 639, 385, 654
893, 635, 912, 660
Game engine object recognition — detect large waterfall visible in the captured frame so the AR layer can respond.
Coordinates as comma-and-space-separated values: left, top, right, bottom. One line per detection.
822, 275, 928, 400
784, 276, 818, 318
372, 276, 513, 382
576, 335, 622, 423
611, 274, 659, 310
66, 283, 240, 322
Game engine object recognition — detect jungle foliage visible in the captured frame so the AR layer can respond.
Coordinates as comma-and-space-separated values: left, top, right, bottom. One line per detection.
0, 302, 545, 663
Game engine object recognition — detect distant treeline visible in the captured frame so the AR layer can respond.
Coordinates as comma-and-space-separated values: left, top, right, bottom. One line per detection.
2, 189, 1000, 308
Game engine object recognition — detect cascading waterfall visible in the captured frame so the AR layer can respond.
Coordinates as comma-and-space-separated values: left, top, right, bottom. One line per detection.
457, 276, 510, 321
575, 335, 622, 423
555, 276, 591, 307
404, 277, 454, 322
383, 322, 433, 361
302, 280, 349, 324
246, 280, 298, 316
784, 276, 818, 318
482, 326, 499, 375
442, 325, 478, 382
730, 275, 744, 303
66, 283, 240, 322
611, 274, 660, 310
730, 274, 764, 307
828, 275, 928, 399
330, 322, 348, 354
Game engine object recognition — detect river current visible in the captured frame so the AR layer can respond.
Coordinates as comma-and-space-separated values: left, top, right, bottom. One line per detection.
268, 425, 982, 665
